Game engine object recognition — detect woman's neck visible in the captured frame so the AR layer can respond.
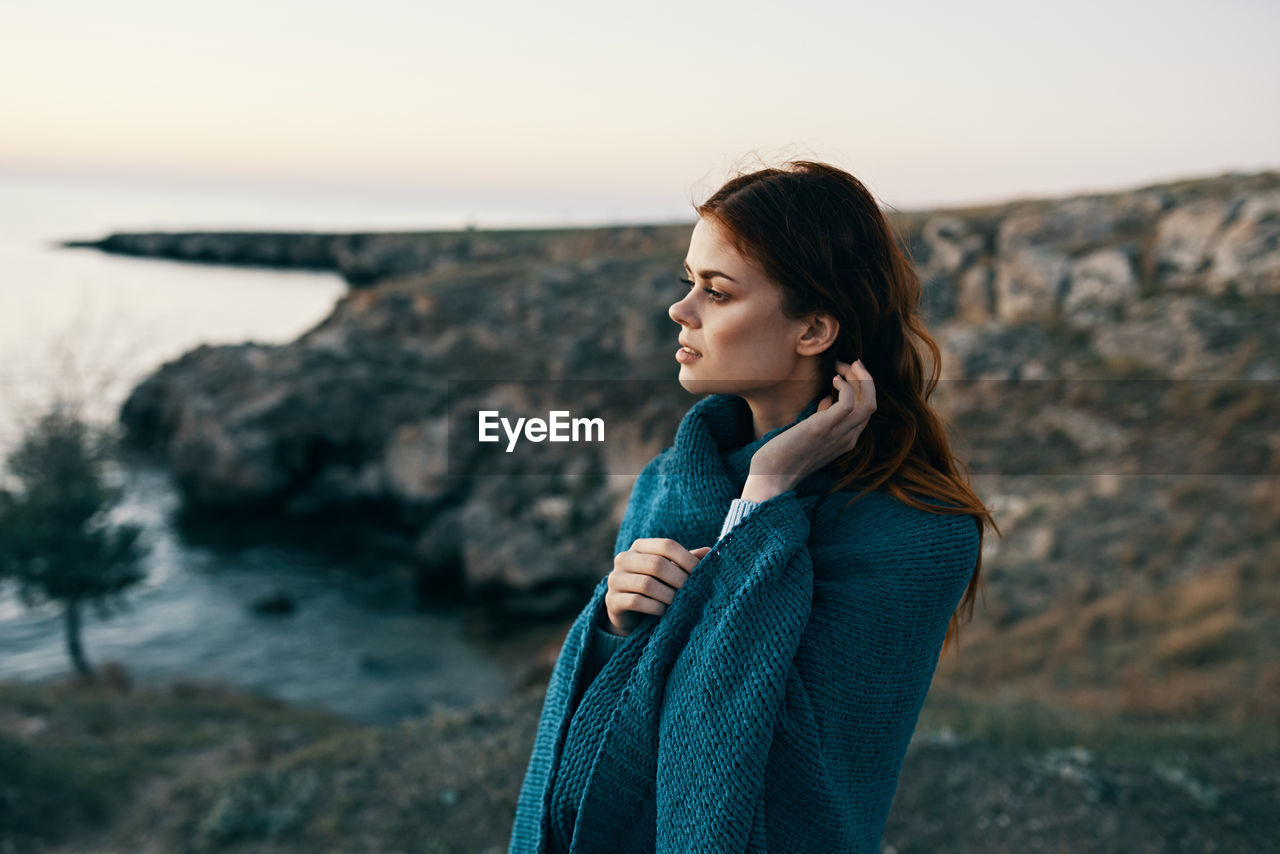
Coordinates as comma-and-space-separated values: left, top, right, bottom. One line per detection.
743, 376, 826, 441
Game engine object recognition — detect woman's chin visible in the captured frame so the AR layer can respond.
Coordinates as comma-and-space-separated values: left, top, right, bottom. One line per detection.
678, 372, 787, 399
677, 370, 731, 396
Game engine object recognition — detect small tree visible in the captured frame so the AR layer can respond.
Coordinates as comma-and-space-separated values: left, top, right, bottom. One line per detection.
0, 398, 147, 679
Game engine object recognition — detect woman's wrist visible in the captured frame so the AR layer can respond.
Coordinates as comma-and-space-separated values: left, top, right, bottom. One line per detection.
741, 472, 796, 503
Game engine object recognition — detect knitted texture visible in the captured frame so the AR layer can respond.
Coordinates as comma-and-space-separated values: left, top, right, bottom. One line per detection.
508, 393, 980, 853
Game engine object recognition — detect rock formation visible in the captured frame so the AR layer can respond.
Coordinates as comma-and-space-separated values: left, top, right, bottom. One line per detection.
109, 170, 1280, 616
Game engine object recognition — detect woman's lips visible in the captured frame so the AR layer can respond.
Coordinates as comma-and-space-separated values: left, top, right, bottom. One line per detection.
676, 346, 701, 364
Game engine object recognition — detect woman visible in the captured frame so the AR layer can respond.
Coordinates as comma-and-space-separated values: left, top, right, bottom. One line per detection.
509, 160, 997, 853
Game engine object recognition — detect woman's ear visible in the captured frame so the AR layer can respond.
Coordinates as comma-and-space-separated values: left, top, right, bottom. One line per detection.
795, 312, 839, 357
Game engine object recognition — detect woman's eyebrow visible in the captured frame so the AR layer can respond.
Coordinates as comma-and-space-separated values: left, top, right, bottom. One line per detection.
682, 260, 739, 283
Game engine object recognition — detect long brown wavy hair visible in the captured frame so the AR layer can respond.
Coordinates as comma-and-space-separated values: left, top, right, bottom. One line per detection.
697, 159, 999, 656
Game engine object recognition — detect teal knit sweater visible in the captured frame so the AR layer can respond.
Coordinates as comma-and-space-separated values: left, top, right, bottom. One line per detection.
508, 392, 980, 853
580, 494, 761, 688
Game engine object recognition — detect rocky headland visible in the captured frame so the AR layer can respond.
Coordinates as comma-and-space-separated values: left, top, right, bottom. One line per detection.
100, 165, 1280, 750
8, 168, 1277, 853
61, 223, 691, 287
107, 170, 1279, 619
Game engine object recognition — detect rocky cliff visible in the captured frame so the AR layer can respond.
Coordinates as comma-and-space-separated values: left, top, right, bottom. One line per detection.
112, 171, 1279, 633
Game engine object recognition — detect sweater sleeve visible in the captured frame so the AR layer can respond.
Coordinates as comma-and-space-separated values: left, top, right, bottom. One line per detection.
580, 619, 628, 689
654, 490, 979, 852
580, 495, 761, 691
652, 490, 814, 848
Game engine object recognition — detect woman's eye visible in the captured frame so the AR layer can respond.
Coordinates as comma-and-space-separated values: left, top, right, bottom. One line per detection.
678, 276, 727, 302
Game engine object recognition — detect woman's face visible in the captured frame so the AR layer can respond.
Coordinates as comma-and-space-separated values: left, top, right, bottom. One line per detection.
669, 216, 826, 398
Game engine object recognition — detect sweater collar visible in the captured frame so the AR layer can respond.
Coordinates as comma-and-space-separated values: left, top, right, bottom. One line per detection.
673, 393, 839, 499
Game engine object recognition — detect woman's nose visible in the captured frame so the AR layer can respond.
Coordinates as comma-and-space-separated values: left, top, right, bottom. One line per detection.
669, 292, 696, 327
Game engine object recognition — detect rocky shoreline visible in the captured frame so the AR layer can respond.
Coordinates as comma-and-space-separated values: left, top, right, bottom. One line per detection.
61, 222, 693, 287
96, 169, 1280, 619
50, 169, 1280, 730
26, 169, 1278, 851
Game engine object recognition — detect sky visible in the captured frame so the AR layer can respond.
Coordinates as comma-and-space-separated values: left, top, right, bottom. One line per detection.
2, 0, 1278, 220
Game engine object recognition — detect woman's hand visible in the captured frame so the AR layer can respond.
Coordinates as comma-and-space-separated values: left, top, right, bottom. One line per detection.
742, 359, 876, 503
601, 540, 712, 636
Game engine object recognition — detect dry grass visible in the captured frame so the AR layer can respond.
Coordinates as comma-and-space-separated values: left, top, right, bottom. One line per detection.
934, 476, 1278, 733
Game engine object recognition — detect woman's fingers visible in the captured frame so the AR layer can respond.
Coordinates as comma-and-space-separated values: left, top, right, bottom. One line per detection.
833, 360, 875, 418
815, 361, 874, 457
834, 371, 853, 403
627, 537, 701, 575
848, 359, 876, 412
606, 540, 711, 626
606, 559, 676, 626
610, 567, 677, 606
612, 538, 704, 597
